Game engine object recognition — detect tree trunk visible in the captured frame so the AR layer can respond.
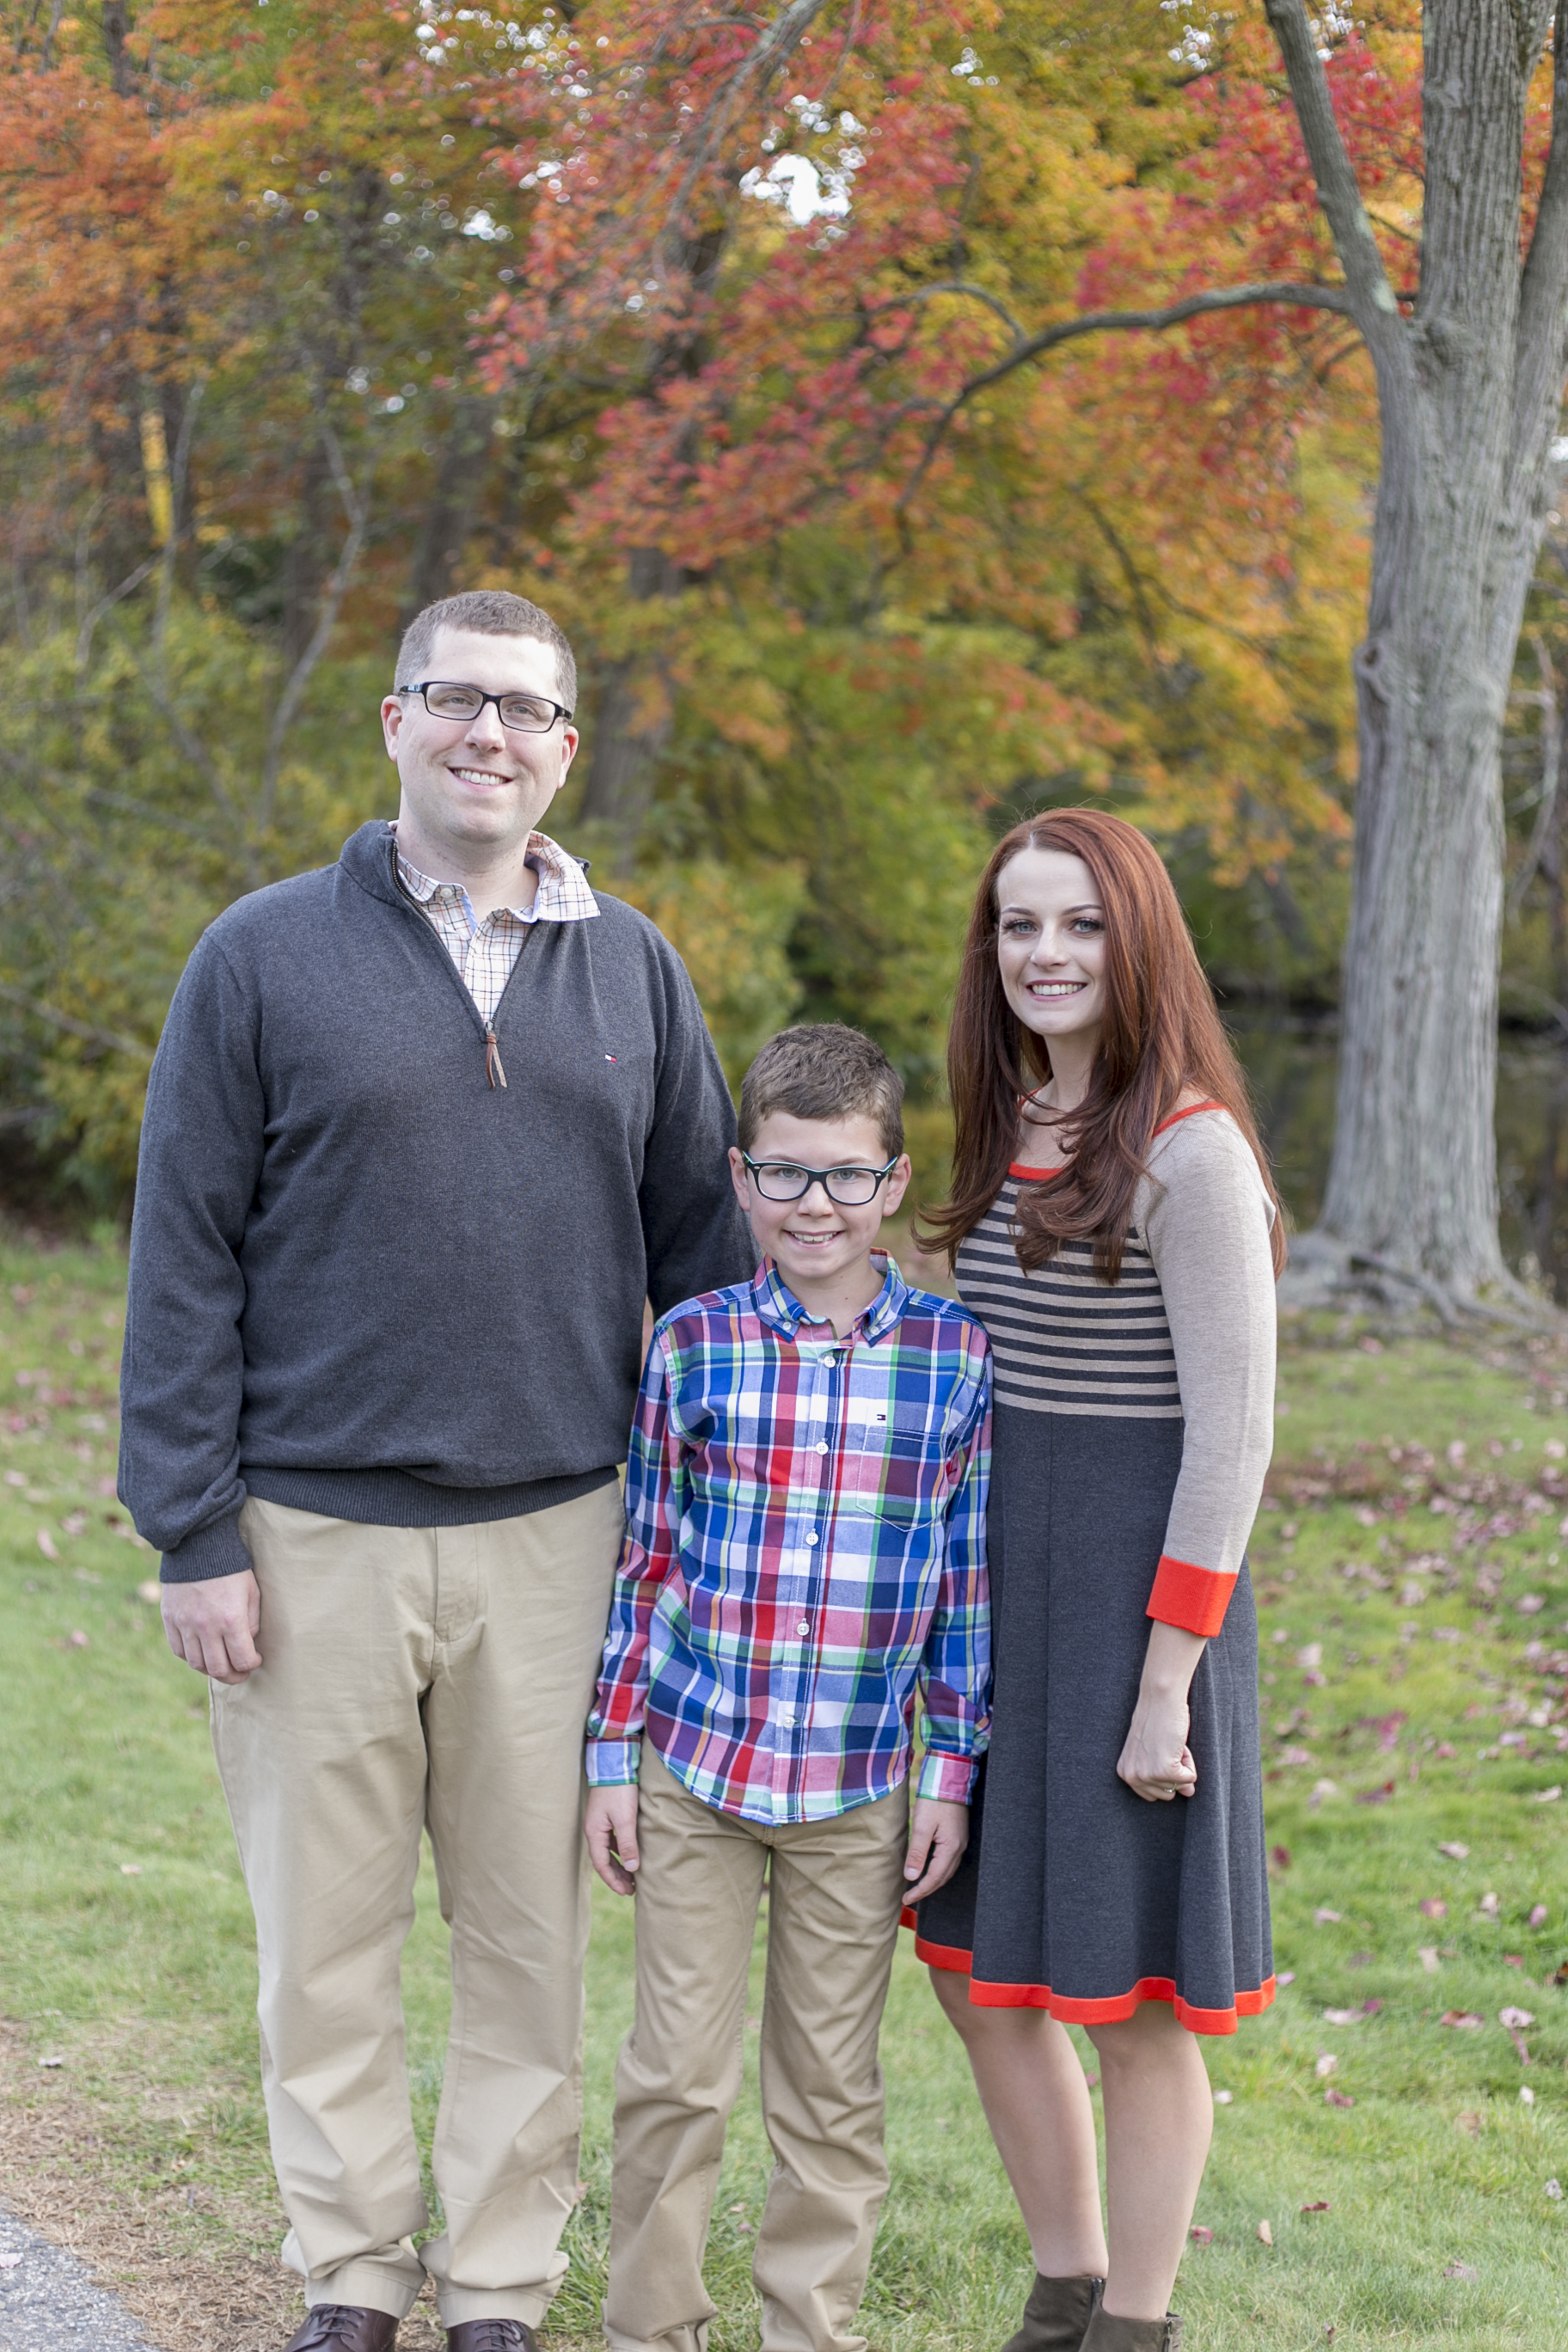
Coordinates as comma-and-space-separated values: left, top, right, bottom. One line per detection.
401, 392, 498, 624
1268, 0, 1568, 1302
574, 546, 683, 868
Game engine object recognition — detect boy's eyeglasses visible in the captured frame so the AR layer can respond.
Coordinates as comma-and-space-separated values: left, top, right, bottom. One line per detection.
742, 1156, 898, 1206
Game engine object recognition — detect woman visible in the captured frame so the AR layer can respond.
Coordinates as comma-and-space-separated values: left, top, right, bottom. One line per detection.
915, 811, 1283, 2352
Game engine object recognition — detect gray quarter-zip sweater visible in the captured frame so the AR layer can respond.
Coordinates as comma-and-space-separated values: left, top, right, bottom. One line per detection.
121, 821, 755, 1582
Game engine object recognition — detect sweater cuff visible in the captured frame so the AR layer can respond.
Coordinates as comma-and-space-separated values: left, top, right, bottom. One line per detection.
1147, 1553, 1236, 1639
916, 1748, 977, 1804
160, 1509, 254, 1585
585, 1736, 642, 1786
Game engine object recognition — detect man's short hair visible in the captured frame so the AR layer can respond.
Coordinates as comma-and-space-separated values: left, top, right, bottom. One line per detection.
738, 1025, 904, 1161
395, 591, 578, 711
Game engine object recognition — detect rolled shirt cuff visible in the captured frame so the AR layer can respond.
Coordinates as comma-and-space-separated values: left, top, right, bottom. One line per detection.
1146, 1553, 1237, 1639
159, 1508, 254, 1585
585, 1736, 642, 1786
916, 1747, 978, 1804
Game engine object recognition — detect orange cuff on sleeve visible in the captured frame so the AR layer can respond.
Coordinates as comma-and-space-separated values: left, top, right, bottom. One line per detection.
1147, 1553, 1237, 1639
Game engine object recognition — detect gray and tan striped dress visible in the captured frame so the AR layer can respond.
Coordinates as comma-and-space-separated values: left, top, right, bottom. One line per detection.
914, 1104, 1278, 2033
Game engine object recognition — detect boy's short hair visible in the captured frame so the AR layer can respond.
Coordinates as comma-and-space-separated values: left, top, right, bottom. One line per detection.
738, 1026, 904, 1161
396, 590, 577, 711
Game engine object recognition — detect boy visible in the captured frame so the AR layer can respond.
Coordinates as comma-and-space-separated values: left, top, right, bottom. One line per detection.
583, 1023, 991, 2352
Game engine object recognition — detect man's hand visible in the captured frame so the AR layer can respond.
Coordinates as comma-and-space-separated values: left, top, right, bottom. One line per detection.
161, 1571, 262, 1684
584, 1784, 641, 1896
902, 1796, 969, 1905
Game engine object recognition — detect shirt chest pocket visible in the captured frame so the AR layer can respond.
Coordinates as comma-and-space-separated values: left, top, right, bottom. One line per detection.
837, 1401, 935, 1521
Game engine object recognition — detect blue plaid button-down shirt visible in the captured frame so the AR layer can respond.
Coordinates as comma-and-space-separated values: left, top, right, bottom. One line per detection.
586, 1257, 992, 1824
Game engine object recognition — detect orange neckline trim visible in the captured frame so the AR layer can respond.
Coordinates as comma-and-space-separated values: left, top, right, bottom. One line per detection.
1008, 1161, 1062, 1180
1152, 1099, 1226, 1136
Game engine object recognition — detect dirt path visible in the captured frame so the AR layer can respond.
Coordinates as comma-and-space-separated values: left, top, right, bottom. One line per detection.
0, 2026, 448, 2352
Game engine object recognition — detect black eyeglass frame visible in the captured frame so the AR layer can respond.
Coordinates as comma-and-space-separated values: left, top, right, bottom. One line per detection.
741, 1155, 901, 1205
399, 680, 575, 732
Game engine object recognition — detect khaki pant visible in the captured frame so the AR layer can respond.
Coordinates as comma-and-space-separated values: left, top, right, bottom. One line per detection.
211, 1485, 623, 2329
605, 1748, 910, 2352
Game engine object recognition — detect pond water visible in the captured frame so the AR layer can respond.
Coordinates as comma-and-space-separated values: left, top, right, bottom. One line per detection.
1228, 1017, 1568, 1302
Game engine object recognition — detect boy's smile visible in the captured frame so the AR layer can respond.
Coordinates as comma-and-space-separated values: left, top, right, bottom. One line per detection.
730, 1109, 912, 1338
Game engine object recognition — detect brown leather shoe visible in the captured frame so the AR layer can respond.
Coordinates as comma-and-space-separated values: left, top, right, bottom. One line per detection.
283, 2308, 400, 2352
445, 2325, 537, 2352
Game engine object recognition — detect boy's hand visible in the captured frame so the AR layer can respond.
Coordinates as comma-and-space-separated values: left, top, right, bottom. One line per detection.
902, 1796, 969, 1905
584, 1783, 641, 1896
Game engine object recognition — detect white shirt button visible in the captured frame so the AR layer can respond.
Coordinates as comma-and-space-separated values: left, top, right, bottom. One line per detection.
815, 1441, 830, 1455
805, 1531, 818, 1547
796, 1620, 811, 1636
780, 1709, 796, 1726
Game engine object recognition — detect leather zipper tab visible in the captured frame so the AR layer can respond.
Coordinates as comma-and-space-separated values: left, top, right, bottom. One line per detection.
484, 1020, 508, 1089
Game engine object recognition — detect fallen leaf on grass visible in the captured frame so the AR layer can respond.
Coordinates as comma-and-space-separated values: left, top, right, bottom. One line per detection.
1548, 2180, 1565, 2200
1441, 2012, 1485, 2029
1480, 1892, 1500, 1917
1257, 2219, 1273, 2245
1456, 2111, 1481, 2136
1531, 1904, 1549, 1928
1359, 1996, 1383, 2015
1324, 2088, 1356, 2109
1302, 2201, 1331, 2213
1315, 2054, 1338, 2077
1323, 2008, 1360, 2024
1310, 1779, 1341, 1807
64, 1630, 88, 1650
1434, 1742, 1457, 1759
1270, 1844, 1291, 1869
1297, 1645, 1322, 1669
1277, 1970, 1296, 1986
119, 1863, 141, 1877
36, 2056, 62, 2069
1314, 1908, 1343, 1926
1500, 2006, 1536, 2030
1438, 1841, 1470, 1859
1418, 1946, 1442, 1972
1419, 1898, 1449, 1919
1357, 1780, 1396, 1805
1443, 2261, 1478, 2281
35, 1529, 57, 1560
1519, 1596, 1547, 1615
136, 1579, 161, 1604
1213, 2090, 1233, 2105
1534, 1786, 1564, 1804
1189, 2226, 1214, 2245
1522, 2086, 1536, 2106
60, 1510, 87, 1536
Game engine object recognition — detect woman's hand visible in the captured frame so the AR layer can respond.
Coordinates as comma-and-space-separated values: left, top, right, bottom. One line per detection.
1117, 1623, 1207, 1804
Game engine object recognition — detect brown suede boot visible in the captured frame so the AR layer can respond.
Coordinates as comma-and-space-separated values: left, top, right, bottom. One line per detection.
1078, 2309, 1182, 2352
999, 2273, 1105, 2352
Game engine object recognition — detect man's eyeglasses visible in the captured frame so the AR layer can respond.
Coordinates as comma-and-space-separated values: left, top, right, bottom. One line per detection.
742, 1156, 898, 1206
399, 681, 573, 733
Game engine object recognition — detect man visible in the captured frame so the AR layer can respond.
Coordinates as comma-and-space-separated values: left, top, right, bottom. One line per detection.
119, 589, 754, 2352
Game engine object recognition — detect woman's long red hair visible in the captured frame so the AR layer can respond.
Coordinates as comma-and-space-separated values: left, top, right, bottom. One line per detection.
920, 809, 1286, 1280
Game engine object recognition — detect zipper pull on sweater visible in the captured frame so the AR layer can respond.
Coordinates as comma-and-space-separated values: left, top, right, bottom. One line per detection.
484, 1020, 508, 1089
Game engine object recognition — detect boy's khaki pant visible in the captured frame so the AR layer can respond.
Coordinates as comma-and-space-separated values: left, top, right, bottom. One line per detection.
604, 1748, 910, 2352
210, 1485, 623, 2330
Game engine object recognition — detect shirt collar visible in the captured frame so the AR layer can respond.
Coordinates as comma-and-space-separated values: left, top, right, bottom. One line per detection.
390, 824, 598, 924
750, 1253, 910, 1345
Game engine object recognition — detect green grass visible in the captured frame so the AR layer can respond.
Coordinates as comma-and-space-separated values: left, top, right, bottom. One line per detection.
4, 1242, 1568, 2345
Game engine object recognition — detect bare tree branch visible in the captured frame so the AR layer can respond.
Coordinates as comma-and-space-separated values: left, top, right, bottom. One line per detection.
897, 280, 1357, 513
258, 412, 371, 833
1512, 2, 1568, 496
0, 981, 153, 1062
862, 280, 1029, 341
1261, 0, 1404, 349
662, 0, 831, 249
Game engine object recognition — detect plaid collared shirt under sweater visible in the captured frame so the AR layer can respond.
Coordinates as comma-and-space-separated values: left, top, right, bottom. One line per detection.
395, 828, 599, 1015
585, 1257, 993, 1825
